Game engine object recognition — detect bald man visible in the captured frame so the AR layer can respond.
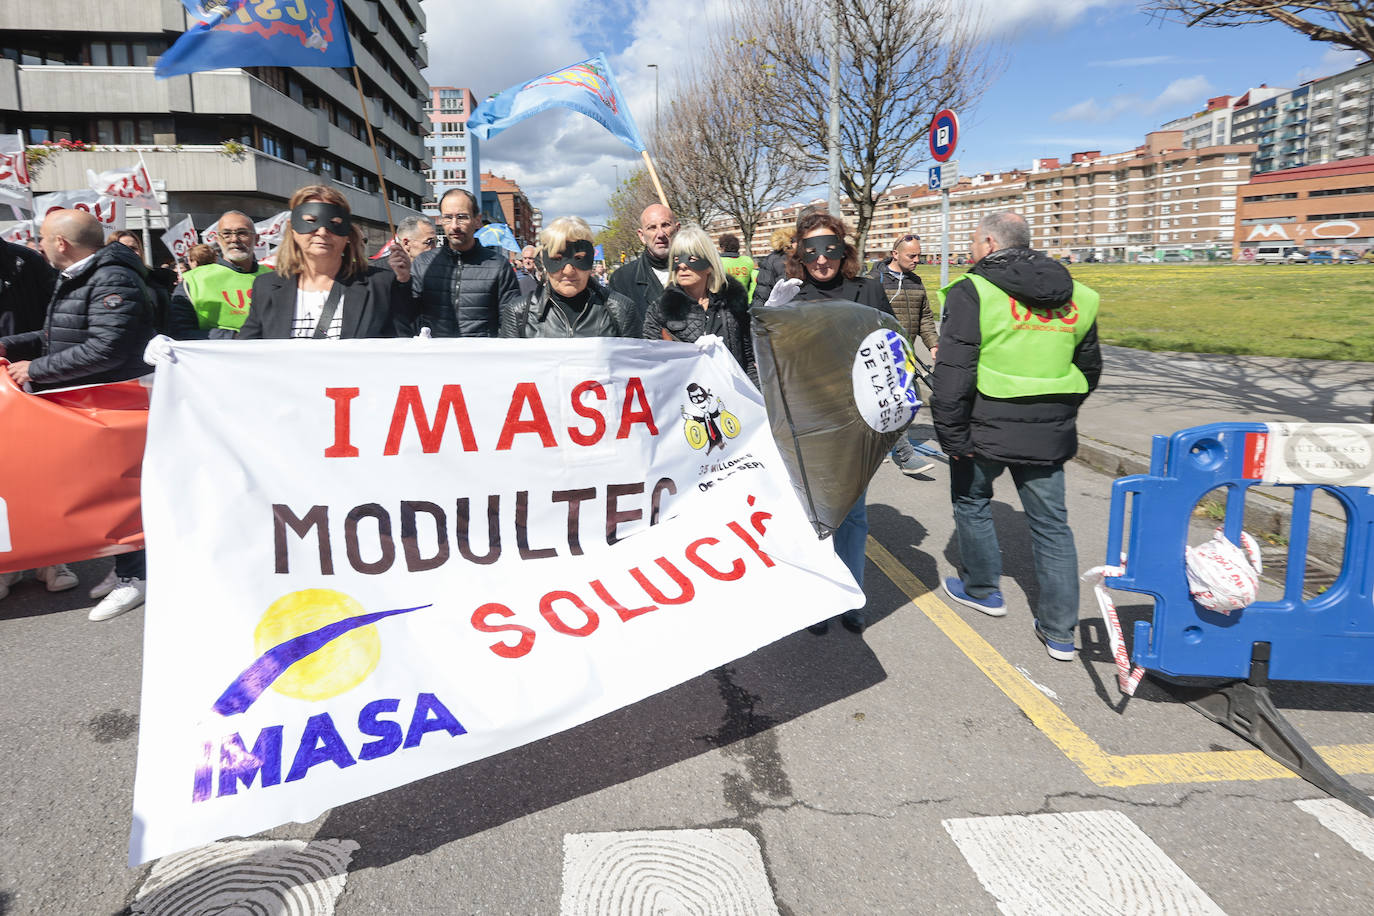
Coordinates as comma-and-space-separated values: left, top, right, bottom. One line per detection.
609, 202, 678, 333
0, 208, 155, 621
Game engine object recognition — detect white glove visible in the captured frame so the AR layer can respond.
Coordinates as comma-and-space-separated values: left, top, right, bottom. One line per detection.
416, 326, 432, 339
693, 333, 722, 353
764, 277, 802, 308
143, 334, 177, 366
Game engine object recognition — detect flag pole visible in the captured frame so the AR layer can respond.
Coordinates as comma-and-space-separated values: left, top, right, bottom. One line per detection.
640, 150, 668, 209
350, 66, 395, 237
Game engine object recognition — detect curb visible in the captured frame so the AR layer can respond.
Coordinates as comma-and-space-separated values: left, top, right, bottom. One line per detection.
1073, 435, 1349, 563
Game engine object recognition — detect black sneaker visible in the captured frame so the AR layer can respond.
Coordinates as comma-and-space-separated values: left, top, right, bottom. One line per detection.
807, 620, 830, 635
841, 610, 866, 633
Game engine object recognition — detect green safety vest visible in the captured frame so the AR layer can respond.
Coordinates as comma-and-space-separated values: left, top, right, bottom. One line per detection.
942, 272, 1099, 399
182, 262, 273, 332
720, 254, 756, 302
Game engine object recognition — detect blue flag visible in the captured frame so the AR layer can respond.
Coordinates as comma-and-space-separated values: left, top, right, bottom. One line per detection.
475, 223, 522, 254
468, 54, 645, 152
156, 0, 354, 80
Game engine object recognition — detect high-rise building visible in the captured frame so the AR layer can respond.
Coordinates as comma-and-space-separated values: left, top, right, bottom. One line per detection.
422, 85, 481, 215
0, 0, 429, 252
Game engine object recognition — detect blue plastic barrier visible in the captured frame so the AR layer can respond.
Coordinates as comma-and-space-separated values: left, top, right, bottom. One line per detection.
1103, 422, 1374, 685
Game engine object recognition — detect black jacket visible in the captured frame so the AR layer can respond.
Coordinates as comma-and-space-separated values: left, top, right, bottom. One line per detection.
239, 266, 404, 339
500, 282, 639, 339
750, 250, 788, 308
793, 273, 894, 315
642, 276, 757, 384
607, 250, 666, 335
0, 241, 153, 390
865, 259, 937, 349
0, 240, 56, 338
400, 242, 520, 337
931, 247, 1102, 465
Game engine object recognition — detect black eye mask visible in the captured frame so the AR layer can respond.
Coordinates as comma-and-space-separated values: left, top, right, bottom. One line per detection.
673, 254, 710, 272
541, 239, 595, 273
291, 202, 352, 237
800, 234, 843, 264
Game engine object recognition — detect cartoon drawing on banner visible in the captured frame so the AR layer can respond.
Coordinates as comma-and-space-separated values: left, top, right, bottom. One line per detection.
680, 383, 740, 454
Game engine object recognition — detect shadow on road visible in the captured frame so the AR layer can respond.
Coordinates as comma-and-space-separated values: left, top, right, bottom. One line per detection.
318, 611, 890, 870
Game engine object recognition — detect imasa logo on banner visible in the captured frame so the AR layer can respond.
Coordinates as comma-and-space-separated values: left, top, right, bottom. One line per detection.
130, 337, 861, 864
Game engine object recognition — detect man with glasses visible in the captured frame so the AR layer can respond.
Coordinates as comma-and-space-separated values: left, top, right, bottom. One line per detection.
392, 214, 437, 262
516, 244, 541, 297
167, 210, 272, 339
391, 188, 520, 337
867, 233, 939, 474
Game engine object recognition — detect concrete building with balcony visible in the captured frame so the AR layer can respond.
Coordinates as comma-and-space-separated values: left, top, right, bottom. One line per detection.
422, 85, 480, 216
0, 0, 429, 253
1233, 155, 1374, 259
1303, 61, 1374, 170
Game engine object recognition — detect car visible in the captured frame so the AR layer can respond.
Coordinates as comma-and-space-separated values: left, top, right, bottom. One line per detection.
1135, 255, 1158, 263
1287, 250, 1311, 264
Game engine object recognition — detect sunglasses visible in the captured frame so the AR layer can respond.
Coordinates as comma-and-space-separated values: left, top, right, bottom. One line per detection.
901, 234, 921, 242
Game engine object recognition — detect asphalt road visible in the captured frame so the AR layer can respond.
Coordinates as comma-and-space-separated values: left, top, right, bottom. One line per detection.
2, 436, 1372, 915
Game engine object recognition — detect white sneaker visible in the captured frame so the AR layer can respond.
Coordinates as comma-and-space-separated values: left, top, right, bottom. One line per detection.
0, 570, 21, 601
36, 564, 79, 593
89, 567, 120, 600
89, 577, 146, 621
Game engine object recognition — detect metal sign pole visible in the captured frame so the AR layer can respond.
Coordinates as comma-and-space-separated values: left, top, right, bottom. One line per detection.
940, 187, 950, 289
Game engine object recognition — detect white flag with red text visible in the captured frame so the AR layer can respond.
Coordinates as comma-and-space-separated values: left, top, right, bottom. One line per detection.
0, 219, 35, 245
130, 337, 861, 864
162, 215, 198, 261
34, 189, 126, 231
87, 159, 161, 212
0, 133, 33, 213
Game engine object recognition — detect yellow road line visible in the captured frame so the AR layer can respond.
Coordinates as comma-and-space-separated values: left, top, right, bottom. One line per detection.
866, 537, 1374, 787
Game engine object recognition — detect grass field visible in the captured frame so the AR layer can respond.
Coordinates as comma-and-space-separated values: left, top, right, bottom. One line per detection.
911, 263, 1374, 362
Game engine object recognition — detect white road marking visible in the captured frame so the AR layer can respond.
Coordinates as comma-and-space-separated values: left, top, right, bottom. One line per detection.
561, 828, 779, 916
1295, 797, 1374, 861
943, 810, 1226, 915
131, 838, 358, 916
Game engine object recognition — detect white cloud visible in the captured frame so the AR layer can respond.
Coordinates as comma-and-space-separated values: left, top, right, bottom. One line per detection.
1052, 74, 1214, 123
1150, 74, 1214, 113
1087, 55, 1174, 67
971, 0, 1125, 34
1295, 47, 1367, 84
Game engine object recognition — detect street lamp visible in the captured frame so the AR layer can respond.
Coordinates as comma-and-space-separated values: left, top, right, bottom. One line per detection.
646, 63, 659, 137
613, 164, 619, 188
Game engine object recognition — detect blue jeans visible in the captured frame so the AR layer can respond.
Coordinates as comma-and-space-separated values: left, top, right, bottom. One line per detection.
116, 549, 146, 580
949, 458, 1078, 642
833, 489, 867, 605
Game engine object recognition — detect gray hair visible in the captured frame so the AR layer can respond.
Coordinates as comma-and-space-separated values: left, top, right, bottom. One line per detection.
217, 210, 254, 232
976, 211, 1031, 251
397, 215, 435, 239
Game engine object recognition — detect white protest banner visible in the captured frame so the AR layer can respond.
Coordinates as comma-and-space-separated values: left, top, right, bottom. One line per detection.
34, 189, 126, 231
201, 226, 219, 249
131, 338, 861, 864
161, 215, 198, 261
0, 133, 33, 213
0, 219, 35, 245
87, 158, 162, 212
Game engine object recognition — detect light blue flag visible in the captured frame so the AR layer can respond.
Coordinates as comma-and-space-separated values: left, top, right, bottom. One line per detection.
476, 223, 522, 254
156, 0, 355, 80
468, 53, 645, 152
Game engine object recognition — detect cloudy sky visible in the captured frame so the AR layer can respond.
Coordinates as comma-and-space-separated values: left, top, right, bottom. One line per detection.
418, 0, 1365, 227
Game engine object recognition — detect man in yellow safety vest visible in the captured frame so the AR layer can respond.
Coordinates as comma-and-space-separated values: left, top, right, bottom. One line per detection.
931, 211, 1102, 662
167, 210, 272, 339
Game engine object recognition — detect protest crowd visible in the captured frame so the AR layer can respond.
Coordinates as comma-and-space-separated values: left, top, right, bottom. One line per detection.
0, 183, 1101, 661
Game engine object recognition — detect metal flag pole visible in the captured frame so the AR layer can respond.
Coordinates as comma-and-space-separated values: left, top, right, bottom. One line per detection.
350, 66, 395, 238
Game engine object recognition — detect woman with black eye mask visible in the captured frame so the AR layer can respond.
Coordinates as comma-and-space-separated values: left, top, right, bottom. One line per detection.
500, 216, 639, 339
785, 211, 892, 635
239, 185, 405, 340
641, 224, 756, 385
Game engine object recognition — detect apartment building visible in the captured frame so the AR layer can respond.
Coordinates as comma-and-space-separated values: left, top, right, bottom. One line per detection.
479, 171, 536, 245
1233, 155, 1374, 258
422, 86, 481, 215
0, 0, 429, 250
1304, 62, 1374, 169
1161, 94, 1240, 150
908, 170, 1027, 261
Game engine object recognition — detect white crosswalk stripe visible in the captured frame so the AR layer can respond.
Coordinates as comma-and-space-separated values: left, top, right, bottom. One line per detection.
943, 810, 1226, 916
560, 828, 779, 916
1295, 797, 1374, 862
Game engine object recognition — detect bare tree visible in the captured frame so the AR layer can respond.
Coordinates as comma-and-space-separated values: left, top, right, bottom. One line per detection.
653, 42, 809, 248
1142, 1, 1374, 58
739, 0, 999, 255
598, 168, 659, 266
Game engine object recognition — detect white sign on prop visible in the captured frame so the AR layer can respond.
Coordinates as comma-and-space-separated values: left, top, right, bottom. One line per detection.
0, 133, 32, 213
87, 159, 162, 212
34, 189, 126, 231
161, 215, 198, 260
131, 338, 862, 864
1242, 423, 1374, 488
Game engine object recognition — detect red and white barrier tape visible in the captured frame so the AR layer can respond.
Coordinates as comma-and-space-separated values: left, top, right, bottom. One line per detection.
1081, 557, 1146, 696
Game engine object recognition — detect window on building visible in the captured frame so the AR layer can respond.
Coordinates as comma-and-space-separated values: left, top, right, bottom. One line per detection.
1308, 185, 1374, 197
1309, 211, 1374, 221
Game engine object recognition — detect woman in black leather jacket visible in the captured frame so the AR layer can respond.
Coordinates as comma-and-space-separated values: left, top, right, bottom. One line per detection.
641, 224, 756, 384
500, 216, 637, 339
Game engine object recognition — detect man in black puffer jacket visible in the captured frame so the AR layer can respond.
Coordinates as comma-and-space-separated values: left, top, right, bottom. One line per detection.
932, 211, 1101, 663
0, 208, 156, 623
0, 239, 56, 338
391, 189, 521, 336
1, 209, 154, 391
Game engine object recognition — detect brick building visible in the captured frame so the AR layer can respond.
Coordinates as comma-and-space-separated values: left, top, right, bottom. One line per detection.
479, 171, 536, 245
1233, 155, 1374, 259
